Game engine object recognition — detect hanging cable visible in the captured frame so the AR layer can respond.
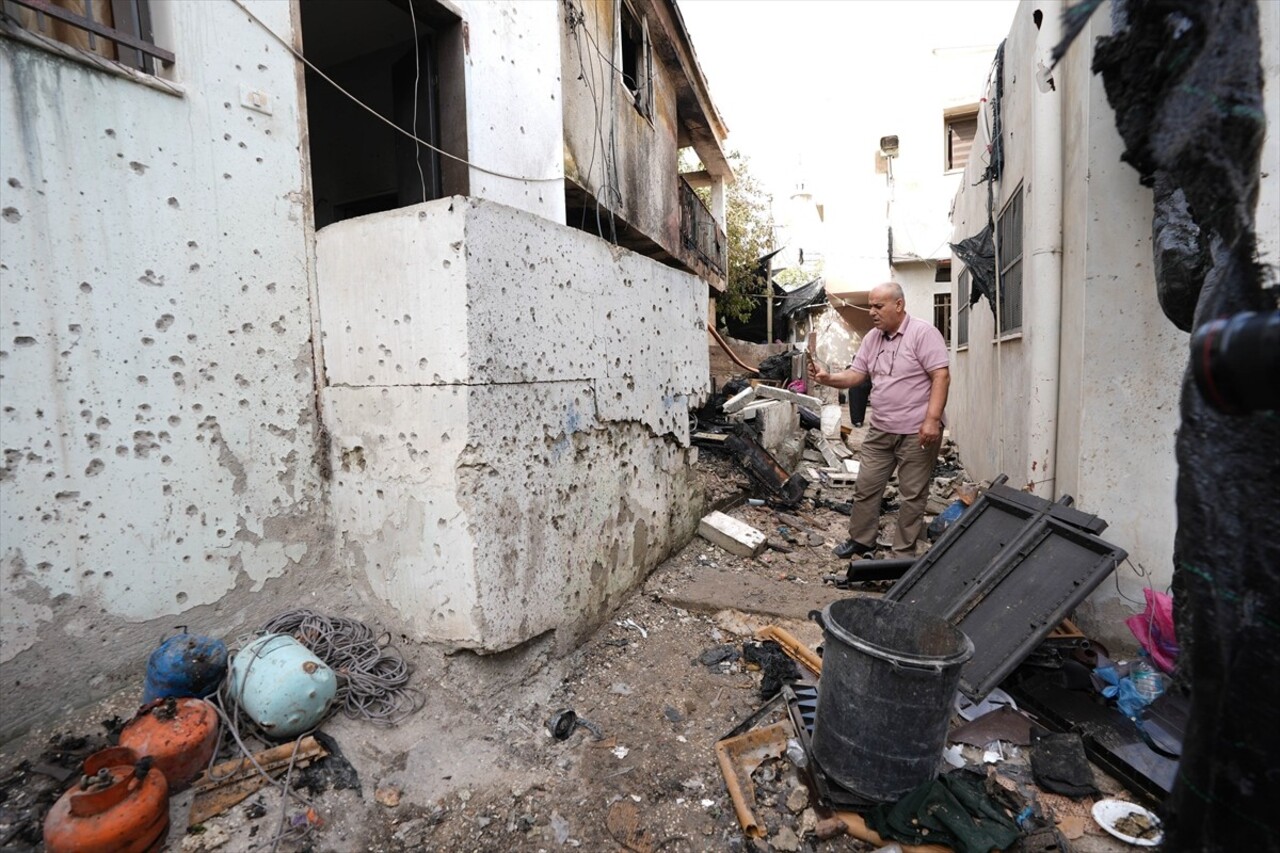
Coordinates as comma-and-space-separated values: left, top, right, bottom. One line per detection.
407, 0, 427, 202
228, 0, 560, 183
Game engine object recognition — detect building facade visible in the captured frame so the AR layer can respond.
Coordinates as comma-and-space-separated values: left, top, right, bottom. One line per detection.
0, 0, 732, 739
947, 0, 1279, 643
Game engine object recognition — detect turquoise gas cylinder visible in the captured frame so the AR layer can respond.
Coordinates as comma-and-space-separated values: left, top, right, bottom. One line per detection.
227, 634, 336, 739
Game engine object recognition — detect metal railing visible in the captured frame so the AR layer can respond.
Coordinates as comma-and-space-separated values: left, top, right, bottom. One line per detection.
679, 177, 725, 277
5, 0, 173, 71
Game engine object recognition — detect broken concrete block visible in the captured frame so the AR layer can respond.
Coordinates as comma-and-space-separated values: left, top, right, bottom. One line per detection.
722, 387, 756, 414
754, 401, 797, 455
843, 459, 861, 476
807, 431, 843, 469
755, 384, 823, 409
697, 511, 767, 557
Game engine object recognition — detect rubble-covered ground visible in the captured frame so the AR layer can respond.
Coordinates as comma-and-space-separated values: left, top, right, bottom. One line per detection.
1, 428, 1148, 852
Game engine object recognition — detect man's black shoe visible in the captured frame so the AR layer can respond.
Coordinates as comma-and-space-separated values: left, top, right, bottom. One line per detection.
833, 539, 874, 558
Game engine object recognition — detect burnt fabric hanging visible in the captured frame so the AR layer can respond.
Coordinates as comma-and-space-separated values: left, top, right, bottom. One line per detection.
1054, 1, 1280, 849
950, 224, 997, 315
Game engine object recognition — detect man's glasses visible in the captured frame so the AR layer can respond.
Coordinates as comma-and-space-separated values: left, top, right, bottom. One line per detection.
876, 341, 901, 376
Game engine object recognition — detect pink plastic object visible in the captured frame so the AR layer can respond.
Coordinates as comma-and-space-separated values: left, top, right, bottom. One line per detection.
1125, 588, 1178, 674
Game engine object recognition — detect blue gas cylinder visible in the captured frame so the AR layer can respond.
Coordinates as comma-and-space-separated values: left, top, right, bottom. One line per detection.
141, 632, 229, 704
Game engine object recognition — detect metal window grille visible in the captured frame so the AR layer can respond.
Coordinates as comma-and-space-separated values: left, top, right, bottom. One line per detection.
5, 0, 171, 71
934, 292, 952, 346
997, 185, 1023, 335
957, 269, 971, 347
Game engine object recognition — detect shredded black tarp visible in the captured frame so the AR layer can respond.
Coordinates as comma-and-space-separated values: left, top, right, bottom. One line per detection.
950, 226, 997, 313
1055, 1, 1279, 848
777, 277, 828, 322
950, 40, 1004, 319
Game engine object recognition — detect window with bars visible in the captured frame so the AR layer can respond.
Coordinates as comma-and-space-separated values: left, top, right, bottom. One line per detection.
996, 185, 1023, 335
933, 292, 952, 346
4, 0, 172, 73
944, 108, 978, 173
956, 268, 971, 348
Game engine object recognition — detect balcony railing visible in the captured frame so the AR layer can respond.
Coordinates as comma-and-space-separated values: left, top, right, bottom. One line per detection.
679, 177, 725, 277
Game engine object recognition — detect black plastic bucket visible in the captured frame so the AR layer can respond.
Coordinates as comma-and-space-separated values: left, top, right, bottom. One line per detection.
810, 597, 974, 802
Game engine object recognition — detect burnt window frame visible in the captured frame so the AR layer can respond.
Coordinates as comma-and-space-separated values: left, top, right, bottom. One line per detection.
996, 184, 1024, 336
618, 0, 652, 121
3, 0, 173, 74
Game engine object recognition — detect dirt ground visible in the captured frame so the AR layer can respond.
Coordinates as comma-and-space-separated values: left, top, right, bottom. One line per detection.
0, 433, 1150, 853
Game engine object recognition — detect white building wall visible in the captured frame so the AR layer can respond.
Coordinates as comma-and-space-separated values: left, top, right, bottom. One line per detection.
0, 0, 343, 740
950, 0, 1280, 648
458, 0, 566, 221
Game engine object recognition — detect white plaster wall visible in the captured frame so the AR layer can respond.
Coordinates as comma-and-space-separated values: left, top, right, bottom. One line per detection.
950, 0, 1279, 649
0, 1, 340, 740
947, 5, 1035, 487
893, 263, 947, 334
317, 197, 706, 651
1056, 7, 1181, 631
457, 0, 566, 221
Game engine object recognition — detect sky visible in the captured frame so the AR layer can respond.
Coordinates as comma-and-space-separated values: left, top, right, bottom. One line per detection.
677, 0, 1022, 204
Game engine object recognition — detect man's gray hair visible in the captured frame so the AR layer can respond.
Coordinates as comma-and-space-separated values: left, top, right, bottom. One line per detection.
871, 281, 905, 303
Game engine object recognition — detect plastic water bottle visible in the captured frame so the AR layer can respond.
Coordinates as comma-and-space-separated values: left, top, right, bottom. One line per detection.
1131, 660, 1164, 703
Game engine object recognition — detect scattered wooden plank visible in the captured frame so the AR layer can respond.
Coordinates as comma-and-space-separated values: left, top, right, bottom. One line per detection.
188, 736, 326, 826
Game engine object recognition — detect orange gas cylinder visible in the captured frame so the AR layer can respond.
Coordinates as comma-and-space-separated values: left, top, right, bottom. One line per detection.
118, 696, 219, 791
43, 746, 169, 853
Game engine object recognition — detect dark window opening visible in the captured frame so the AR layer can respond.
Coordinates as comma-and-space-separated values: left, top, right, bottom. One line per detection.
957, 268, 971, 347
934, 292, 952, 347
619, 2, 651, 118
300, 0, 468, 230
935, 261, 952, 283
5, 0, 172, 73
945, 109, 979, 172
996, 185, 1024, 335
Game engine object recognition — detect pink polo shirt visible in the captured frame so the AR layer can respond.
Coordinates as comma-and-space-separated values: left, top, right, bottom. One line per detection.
850, 314, 949, 434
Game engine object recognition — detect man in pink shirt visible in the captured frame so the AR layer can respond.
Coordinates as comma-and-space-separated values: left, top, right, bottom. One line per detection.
809, 282, 950, 557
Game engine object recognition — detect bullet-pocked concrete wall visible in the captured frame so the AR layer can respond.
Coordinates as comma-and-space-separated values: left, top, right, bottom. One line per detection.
0, 1, 344, 741
317, 197, 706, 651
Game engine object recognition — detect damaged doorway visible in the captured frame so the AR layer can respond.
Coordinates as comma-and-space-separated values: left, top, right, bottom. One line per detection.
299, 0, 469, 229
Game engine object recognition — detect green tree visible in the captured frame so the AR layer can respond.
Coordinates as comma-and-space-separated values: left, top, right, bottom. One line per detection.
682, 149, 775, 325
718, 151, 775, 325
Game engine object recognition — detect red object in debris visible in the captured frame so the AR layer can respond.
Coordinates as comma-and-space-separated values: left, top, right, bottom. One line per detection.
43, 746, 170, 853
118, 697, 219, 791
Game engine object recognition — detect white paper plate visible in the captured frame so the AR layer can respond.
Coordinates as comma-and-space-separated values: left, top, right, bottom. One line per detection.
1092, 799, 1164, 846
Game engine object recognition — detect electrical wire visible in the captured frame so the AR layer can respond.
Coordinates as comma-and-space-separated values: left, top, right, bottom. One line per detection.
407, 0, 427, 203
227, 0, 560, 183
261, 609, 425, 726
